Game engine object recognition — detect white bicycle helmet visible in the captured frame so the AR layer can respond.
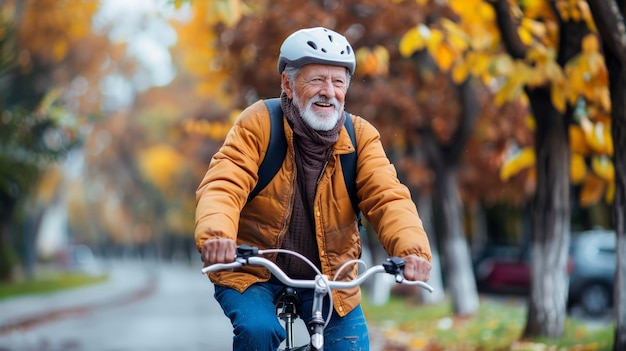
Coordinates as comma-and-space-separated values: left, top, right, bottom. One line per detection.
277, 27, 356, 75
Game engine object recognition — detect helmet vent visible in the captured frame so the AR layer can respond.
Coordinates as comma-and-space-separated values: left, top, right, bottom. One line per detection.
328, 35, 334, 42
307, 41, 318, 50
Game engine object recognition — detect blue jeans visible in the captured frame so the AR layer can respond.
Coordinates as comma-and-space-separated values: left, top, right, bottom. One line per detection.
214, 279, 369, 351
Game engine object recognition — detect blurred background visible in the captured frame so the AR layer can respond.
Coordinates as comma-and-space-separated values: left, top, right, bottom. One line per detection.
0, 0, 621, 349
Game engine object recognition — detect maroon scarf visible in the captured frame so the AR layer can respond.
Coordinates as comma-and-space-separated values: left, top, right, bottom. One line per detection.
275, 92, 345, 279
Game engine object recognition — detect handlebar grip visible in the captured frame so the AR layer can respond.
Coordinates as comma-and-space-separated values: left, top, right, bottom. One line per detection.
400, 279, 435, 293
201, 261, 243, 274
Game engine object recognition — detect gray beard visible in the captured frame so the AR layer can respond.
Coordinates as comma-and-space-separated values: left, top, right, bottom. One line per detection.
292, 92, 343, 131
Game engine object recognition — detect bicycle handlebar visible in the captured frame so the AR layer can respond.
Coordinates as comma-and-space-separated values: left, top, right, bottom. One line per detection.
201, 248, 434, 293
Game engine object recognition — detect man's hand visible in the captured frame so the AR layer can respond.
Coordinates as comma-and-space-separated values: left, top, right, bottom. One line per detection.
402, 254, 431, 282
201, 238, 237, 267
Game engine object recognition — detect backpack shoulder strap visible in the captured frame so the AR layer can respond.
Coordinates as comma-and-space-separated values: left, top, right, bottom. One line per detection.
341, 113, 361, 221
247, 98, 286, 202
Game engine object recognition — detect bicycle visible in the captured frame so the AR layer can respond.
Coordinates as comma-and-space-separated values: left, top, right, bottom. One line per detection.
201, 245, 434, 351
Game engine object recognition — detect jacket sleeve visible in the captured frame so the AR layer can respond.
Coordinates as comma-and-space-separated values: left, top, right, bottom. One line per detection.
194, 100, 270, 251
353, 116, 432, 262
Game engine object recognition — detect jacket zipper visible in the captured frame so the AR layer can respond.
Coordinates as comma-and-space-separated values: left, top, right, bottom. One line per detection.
316, 149, 334, 185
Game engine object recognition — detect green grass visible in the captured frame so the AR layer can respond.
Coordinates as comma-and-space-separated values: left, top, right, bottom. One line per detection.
0, 270, 108, 301
362, 295, 614, 351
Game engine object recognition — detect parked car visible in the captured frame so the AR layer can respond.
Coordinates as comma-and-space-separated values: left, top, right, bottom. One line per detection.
567, 229, 616, 316
473, 245, 531, 293
474, 230, 617, 316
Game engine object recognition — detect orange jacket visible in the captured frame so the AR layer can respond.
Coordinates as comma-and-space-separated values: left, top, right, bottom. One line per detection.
195, 99, 431, 316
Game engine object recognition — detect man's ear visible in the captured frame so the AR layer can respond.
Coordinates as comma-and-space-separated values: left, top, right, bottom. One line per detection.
281, 72, 294, 99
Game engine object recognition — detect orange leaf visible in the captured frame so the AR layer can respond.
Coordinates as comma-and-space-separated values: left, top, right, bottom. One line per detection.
579, 174, 606, 207
570, 153, 587, 185
434, 43, 456, 72
569, 125, 591, 155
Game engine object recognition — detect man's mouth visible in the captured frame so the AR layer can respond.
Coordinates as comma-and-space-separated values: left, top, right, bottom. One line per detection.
314, 102, 333, 107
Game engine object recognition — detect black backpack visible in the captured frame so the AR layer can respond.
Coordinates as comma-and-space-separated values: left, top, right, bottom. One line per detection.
246, 98, 361, 222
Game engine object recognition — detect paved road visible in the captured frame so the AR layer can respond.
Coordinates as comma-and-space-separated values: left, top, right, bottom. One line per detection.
0, 260, 240, 350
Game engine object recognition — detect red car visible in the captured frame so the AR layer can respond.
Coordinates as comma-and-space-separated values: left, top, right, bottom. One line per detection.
474, 246, 531, 293
474, 245, 574, 294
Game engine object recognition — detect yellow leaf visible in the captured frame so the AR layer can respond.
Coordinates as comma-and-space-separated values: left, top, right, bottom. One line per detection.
605, 180, 615, 203
52, 40, 68, 63
517, 27, 534, 45
138, 144, 186, 189
571, 6, 581, 21
452, 61, 469, 83
433, 43, 456, 72
544, 60, 564, 81
582, 120, 613, 155
523, 0, 556, 20
526, 46, 553, 65
570, 153, 587, 184
591, 156, 615, 182
598, 88, 612, 113
426, 28, 445, 54
525, 115, 536, 131
579, 174, 606, 207
373, 45, 390, 76
500, 147, 536, 181
399, 26, 427, 58
521, 18, 547, 38
551, 81, 567, 113
494, 76, 524, 106
570, 125, 591, 155
470, 52, 492, 77
441, 18, 469, 52
581, 34, 599, 53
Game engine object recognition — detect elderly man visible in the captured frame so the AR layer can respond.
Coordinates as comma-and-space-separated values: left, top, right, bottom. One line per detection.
196, 26, 432, 351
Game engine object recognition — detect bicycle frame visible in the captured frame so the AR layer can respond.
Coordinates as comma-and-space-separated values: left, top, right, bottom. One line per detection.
202, 245, 434, 351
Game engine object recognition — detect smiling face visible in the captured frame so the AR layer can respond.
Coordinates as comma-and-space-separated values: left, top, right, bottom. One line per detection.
282, 64, 348, 131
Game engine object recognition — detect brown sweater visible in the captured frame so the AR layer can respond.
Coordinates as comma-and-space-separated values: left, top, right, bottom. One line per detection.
275, 93, 346, 279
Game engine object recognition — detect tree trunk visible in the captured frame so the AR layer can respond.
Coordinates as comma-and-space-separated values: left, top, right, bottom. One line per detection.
419, 77, 480, 315
435, 166, 479, 315
605, 47, 626, 351
416, 193, 445, 304
585, 1, 626, 347
523, 87, 571, 339
610, 71, 626, 351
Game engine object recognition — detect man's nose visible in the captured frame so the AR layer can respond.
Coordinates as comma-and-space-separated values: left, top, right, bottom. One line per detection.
319, 79, 335, 98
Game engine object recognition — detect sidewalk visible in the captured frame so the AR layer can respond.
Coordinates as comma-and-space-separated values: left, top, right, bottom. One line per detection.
0, 259, 156, 334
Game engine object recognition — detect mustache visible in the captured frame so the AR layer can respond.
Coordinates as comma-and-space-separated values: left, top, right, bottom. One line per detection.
309, 95, 340, 107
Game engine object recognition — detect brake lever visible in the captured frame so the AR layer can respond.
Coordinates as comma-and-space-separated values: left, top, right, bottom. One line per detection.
236, 245, 259, 260
382, 257, 406, 283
